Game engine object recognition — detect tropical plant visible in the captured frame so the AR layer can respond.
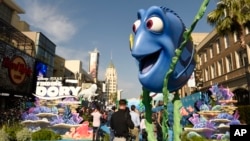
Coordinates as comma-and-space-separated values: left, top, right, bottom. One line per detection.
207, 0, 250, 48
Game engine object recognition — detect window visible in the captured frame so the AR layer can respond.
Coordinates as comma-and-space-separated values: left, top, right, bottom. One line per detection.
209, 45, 213, 58
217, 60, 223, 76
210, 65, 214, 79
0, 4, 12, 23
246, 26, 250, 34
237, 51, 247, 67
204, 52, 207, 62
205, 68, 209, 81
214, 63, 217, 77
198, 54, 202, 65
226, 55, 233, 72
216, 39, 221, 53
234, 31, 240, 42
224, 34, 230, 48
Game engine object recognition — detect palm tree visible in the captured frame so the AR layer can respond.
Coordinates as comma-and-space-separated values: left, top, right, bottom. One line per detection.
207, 0, 250, 104
207, 0, 250, 48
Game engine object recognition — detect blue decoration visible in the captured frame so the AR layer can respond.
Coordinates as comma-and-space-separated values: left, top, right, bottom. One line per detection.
130, 6, 195, 92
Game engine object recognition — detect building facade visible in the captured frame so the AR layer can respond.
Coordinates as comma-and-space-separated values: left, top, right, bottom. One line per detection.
0, 0, 36, 111
64, 60, 94, 85
53, 55, 65, 77
196, 27, 250, 105
179, 33, 209, 97
89, 48, 100, 83
22, 32, 56, 77
105, 61, 118, 104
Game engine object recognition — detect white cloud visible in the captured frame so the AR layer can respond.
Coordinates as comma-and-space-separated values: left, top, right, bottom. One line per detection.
23, 0, 76, 43
56, 45, 89, 68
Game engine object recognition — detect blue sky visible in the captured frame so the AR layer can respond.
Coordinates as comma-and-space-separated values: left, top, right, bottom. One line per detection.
15, 0, 217, 99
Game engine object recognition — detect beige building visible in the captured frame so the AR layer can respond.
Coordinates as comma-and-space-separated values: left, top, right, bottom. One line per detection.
64, 60, 94, 85
105, 61, 118, 104
0, 0, 35, 57
0, 0, 30, 31
196, 28, 250, 105
179, 33, 208, 97
53, 55, 65, 77
22, 32, 56, 77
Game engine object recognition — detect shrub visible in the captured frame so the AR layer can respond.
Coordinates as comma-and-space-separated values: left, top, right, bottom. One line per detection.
180, 131, 229, 141
3, 123, 23, 141
0, 128, 10, 141
31, 129, 61, 141
103, 133, 110, 141
16, 127, 32, 141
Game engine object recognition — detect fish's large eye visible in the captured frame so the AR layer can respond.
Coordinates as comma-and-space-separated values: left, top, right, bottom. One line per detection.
133, 20, 141, 33
146, 17, 163, 33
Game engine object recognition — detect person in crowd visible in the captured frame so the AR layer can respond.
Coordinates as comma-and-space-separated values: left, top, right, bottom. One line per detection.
111, 99, 134, 141
130, 105, 140, 141
107, 106, 116, 141
140, 113, 147, 141
91, 106, 102, 141
102, 110, 108, 123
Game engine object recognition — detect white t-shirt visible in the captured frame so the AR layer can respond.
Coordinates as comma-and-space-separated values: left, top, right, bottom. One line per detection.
91, 111, 102, 127
140, 118, 146, 130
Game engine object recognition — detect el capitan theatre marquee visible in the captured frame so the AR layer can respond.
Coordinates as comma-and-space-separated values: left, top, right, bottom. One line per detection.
0, 40, 35, 95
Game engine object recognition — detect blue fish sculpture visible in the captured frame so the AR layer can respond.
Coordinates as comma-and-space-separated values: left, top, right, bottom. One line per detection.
130, 6, 195, 93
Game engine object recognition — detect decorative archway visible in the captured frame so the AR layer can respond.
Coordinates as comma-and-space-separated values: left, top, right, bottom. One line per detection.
233, 88, 250, 105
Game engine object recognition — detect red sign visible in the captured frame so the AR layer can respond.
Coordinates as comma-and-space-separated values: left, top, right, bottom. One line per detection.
2, 56, 33, 85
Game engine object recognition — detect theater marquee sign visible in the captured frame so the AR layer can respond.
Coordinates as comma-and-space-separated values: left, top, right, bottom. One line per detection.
0, 41, 35, 95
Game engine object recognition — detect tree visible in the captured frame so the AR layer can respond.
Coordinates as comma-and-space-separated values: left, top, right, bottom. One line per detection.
207, 0, 250, 48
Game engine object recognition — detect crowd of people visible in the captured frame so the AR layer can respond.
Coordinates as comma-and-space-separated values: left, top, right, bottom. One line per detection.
86, 99, 164, 141
0, 97, 164, 141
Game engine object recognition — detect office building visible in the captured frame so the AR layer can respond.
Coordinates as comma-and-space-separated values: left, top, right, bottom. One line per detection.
105, 61, 118, 104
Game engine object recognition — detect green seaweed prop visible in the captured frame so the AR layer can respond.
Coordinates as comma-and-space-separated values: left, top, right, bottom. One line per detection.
142, 88, 158, 140
172, 93, 182, 141
130, 0, 210, 141
162, 1, 210, 140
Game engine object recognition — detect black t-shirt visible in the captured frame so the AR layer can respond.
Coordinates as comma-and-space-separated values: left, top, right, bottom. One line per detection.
110, 109, 134, 137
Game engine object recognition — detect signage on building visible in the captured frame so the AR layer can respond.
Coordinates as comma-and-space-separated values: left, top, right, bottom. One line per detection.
0, 40, 35, 95
34, 77, 81, 100
89, 51, 99, 79
2, 56, 33, 84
